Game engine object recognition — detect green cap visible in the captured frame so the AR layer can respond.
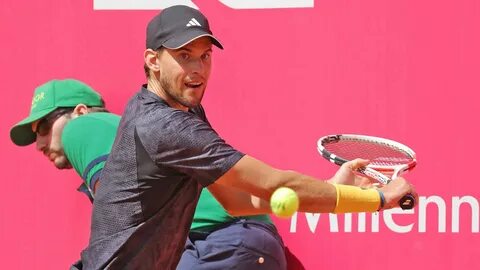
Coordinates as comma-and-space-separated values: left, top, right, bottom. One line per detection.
10, 79, 104, 146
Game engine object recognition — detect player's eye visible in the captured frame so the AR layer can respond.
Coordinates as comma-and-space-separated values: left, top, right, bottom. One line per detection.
179, 53, 190, 61
201, 53, 210, 61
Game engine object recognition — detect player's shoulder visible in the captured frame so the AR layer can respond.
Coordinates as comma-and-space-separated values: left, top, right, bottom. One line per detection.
141, 104, 203, 128
134, 107, 209, 148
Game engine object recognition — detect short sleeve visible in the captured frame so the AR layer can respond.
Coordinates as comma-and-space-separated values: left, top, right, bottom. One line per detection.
135, 109, 244, 187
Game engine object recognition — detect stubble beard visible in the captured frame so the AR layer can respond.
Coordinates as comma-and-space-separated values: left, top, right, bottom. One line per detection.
159, 75, 202, 109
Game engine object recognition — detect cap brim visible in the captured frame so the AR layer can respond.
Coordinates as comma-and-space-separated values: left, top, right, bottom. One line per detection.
10, 108, 55, 146
163, 29, 223, 50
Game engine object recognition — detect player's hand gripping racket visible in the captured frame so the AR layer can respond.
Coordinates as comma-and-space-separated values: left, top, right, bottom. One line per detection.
317, 134, 417, 210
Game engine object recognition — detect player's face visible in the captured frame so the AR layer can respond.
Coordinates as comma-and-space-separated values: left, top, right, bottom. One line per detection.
157, 37, 212, 110
33, 111, 72, 170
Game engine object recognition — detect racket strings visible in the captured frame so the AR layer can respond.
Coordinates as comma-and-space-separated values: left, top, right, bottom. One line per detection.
324, 140, 413, 166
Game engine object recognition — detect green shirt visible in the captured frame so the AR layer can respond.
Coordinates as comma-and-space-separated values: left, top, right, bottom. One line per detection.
62, 112, 121, 197
191, 188, 272, 232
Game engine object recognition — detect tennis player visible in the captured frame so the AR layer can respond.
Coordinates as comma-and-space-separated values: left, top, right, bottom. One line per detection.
80, 5, 418, 269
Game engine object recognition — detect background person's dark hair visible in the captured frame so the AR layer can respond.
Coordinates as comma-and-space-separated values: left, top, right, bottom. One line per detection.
52, 102, 110, 120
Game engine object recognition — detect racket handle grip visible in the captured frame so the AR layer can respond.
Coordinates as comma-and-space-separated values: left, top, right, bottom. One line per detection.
399, 194, 415, 210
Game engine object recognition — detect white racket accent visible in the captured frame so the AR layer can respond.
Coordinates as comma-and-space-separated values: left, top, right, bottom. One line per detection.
358, 167, 391, 185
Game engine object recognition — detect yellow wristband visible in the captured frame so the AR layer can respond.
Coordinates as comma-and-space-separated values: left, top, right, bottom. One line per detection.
333, 184, 381, 213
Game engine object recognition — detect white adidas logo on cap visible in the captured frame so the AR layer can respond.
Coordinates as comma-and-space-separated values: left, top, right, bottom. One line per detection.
186, 18, 201, 27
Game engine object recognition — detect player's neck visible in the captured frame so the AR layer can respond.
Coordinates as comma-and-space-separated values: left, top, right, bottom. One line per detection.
146, 79, 188, 111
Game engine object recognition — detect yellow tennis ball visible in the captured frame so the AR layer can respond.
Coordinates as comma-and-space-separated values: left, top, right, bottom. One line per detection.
270, 187, 299, 218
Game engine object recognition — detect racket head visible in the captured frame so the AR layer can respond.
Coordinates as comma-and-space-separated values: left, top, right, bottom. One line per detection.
317, 134, 417, 175
317, 134, 417, 209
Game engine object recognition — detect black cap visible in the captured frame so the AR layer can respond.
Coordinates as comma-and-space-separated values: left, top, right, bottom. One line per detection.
146, 5, 223, 50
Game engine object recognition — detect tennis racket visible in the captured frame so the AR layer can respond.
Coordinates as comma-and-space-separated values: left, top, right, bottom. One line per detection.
317, 134, 417, 210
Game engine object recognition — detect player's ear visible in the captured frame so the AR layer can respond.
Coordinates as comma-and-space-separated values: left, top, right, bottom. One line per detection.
72, 104, 89, 117
144, 49, 160, 75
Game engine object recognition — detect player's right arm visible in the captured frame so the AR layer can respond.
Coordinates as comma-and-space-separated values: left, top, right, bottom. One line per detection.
147, 110, 416, 214
210, 155, 418, 213
207, 183, 272, 216
207, 158, 377, 215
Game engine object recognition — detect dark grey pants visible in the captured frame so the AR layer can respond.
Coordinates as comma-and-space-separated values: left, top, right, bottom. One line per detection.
177, 219, 287, 270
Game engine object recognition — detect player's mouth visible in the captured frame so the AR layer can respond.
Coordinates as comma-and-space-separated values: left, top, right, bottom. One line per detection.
185, 81, 203, 89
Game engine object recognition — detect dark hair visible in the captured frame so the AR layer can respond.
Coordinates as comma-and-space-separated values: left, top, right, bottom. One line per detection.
52, 104, 109, 118
46, 107, 76, 120
144, 63, 150, 78
89, 106, 109, 113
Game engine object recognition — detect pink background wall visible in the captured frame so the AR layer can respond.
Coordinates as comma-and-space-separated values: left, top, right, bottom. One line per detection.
1, 1, 479, 269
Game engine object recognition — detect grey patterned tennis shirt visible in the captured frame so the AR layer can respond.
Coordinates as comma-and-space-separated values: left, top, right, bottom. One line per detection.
81, 86, 244, 269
